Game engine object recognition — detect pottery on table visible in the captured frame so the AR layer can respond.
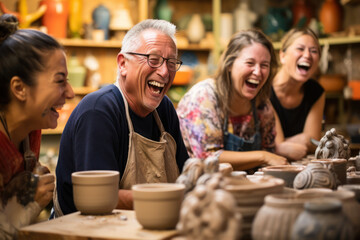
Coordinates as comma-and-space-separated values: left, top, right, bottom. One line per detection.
296, 188, 360, 237
224, 176, 284, 239
291, 198, 354, 240
252, 193, 307, 240
72, 170, 119, 215
132, 183, 185, 230
311, 158, 347, 186
293, 162, 336, 190
347, 171, 360, 184
338, 184, 360, 203
261, 165, 305, 188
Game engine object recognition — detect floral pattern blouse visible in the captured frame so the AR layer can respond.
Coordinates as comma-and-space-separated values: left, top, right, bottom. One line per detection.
176, 78, 276, 160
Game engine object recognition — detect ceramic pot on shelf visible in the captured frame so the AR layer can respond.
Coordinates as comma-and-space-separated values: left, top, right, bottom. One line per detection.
92, 4, 110, 40
319, 0, 343, 34
69, 0, 82, 38
40, 0, 69, 38
186, 14, 205, 44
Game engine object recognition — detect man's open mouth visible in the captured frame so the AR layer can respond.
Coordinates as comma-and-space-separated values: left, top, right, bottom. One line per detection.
148, 80, 165, 94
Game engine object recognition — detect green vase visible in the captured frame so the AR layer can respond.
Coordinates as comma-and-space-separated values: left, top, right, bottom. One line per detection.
154, 0, 172, 22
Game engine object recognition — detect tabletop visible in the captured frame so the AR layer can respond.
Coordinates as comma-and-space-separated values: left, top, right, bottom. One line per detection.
18, 210, 178, 240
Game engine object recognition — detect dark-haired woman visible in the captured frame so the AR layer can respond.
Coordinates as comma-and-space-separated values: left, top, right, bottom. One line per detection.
0, 14, 74, 238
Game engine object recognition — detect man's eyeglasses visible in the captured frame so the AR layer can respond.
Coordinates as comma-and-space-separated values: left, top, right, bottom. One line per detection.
125, 52, 183, 72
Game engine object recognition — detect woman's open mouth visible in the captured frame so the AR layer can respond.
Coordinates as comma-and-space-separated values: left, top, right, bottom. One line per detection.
245, 79, 260, 89
148, 80, 165, 94
297, 61, 310, 74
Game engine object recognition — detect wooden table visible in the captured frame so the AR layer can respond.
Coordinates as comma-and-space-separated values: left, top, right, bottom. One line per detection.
19, 210, 178, 240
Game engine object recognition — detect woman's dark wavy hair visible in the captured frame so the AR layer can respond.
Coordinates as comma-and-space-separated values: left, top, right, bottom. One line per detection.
214, 29, 278, 115
0, 14, 63, 110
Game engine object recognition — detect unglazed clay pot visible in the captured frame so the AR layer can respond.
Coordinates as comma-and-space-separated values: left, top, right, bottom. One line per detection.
132, 183, 185, 230
291, 198, 354, 240
224, 176, 284, 239
252, 193, 306, 240
72, 170, 119, 215
293, 163, 336, 190
311, 158, 347, 186
262, 165, 305, 188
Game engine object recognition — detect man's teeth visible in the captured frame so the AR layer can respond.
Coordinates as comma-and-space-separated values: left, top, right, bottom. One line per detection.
148, 81, 165, 87
247, 79, 259, 84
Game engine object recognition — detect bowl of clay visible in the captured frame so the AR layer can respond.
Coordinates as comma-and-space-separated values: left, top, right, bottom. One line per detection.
72, 170, 119, 215
132, 183, 185, 230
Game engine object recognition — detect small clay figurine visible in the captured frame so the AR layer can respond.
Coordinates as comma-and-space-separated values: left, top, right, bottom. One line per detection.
315, 128, 351, 160
177, 173, 242, 240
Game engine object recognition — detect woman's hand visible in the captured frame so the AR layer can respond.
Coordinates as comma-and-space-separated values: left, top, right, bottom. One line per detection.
34, 173, 55, 209
262, 151, 288, 166
276, 141, 308, 161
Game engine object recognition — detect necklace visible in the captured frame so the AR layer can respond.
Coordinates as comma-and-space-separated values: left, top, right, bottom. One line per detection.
0, 112, 11, 140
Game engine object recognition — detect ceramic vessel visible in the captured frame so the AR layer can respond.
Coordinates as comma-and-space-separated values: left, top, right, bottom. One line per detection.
347, 171, 360, 184
338, 185, 360, 203
311, 158, 347, 186
153, 0, 172, 22
293, 162, 336, 190
297, 188, 360, 237
186, 14, 205, 44
291, 198, 354, 240
72, 170, 119, 215
224, 176, 284, 239
40, 0, 69, 38
291, 0, 312, 27
252, 193, 306, 240
92, 4, 110, 40
262, 165, 305, 188
132, 183, 185, 230
69, 0, 82, 38
67, 54, 86, 87
319, 0, 343, 33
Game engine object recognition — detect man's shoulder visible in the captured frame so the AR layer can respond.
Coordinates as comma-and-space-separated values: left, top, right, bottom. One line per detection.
78, 84, 122, 110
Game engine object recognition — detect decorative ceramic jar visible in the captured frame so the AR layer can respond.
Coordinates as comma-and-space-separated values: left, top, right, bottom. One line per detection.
40, 0, 69, 38
293, 162, 336, 190
252, 193, 306, 240
67, 54, 86, 87
311, 159, 347, 186
92, 4, 110, 40
319, 0, 343, 34
291, 198, 354, 240
224, 176, 284, 239
186, 14, 205, 44
153, 0, 172, 22
291, 0, 312, 27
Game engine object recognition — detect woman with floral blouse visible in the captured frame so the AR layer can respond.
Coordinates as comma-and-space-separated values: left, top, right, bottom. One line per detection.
177, 29, 287, 172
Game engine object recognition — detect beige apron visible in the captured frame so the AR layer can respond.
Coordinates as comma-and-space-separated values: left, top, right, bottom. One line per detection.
115, 83, 179, 189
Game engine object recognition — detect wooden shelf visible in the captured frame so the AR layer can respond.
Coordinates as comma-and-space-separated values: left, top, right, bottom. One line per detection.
42, 127, 64, 135
59, 38, 213, 51
73, 86, 98, 95
59, 35, 360, 52
272, 35, 360, 50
